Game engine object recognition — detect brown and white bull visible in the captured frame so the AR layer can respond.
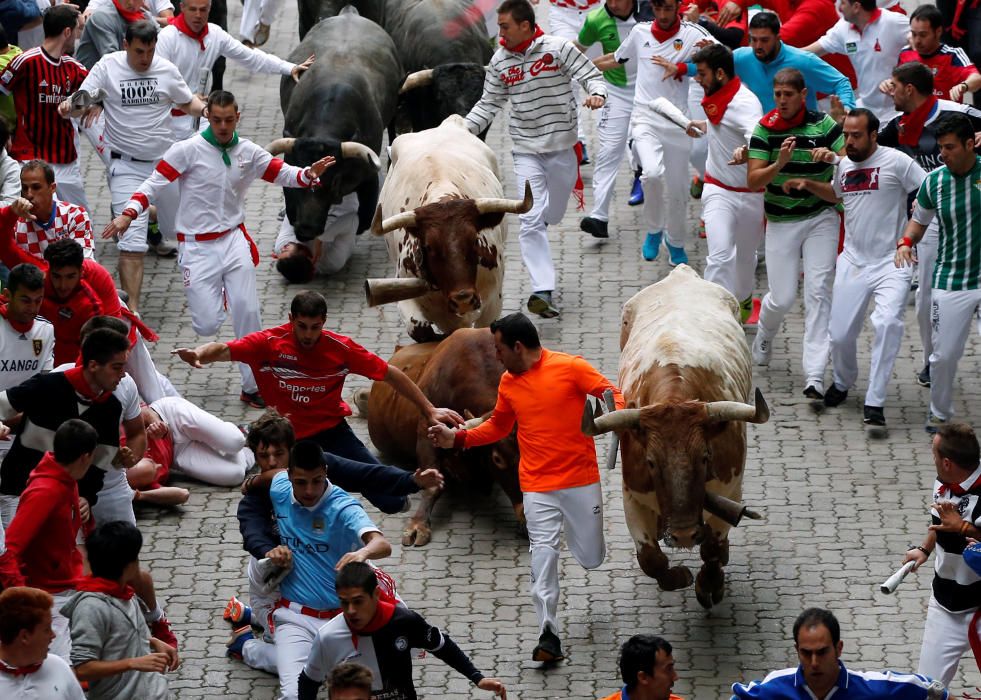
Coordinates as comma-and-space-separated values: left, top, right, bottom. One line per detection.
581, 265, 769, 608
359, 328, 522, 546
366, 115, 531, 343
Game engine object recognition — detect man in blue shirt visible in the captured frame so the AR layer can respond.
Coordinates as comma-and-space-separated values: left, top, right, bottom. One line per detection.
732, 608, 947, 700
734, 12, 855, 114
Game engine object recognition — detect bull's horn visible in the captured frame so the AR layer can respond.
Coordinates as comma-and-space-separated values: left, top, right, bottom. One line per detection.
703, 388, 770, 424
364, 277, 430, 307
399, 68, 434, 93
473, 181, 533, 215
340, 142, 381, 170
703, 492, 763, 527
265, 137, 296, 155
372, 207, 418, 236
581, 399, 641, 436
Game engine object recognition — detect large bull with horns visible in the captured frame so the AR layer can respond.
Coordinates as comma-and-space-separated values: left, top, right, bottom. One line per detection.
271, 8, 400, 241
582, 265, 769, 608
366, 115, 531, 342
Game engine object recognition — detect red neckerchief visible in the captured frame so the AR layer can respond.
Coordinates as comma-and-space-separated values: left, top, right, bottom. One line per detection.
347, 595, 397, 650
63, 366, 112, 404
170, 13, 209, 51
702, 77, 742, 125
937, 472, 981, 497
899, 95, 938, 146
75, 576, 136, 600
651, 15, 681, 42
759, 106, 806, 131
501, 25, 544, 53
111, 0, 145, 24
0, 659, 43, 677
0, 303, 33, 334
851, 8, 881, 34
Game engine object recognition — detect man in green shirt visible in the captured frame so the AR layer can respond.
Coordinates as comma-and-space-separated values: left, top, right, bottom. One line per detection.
896, 112, 981, 433
576, 0, 637, 239
747, 67, 844, 400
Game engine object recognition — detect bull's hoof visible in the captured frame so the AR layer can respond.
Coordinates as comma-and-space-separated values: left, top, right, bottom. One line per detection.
401, 520, 432, 547
695, 568, 726, 609
695, 582, 725, 609
656, 566, 693, 591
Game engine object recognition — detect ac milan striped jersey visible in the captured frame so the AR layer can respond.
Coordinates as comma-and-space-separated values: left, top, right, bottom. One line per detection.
0, 47, 87, 164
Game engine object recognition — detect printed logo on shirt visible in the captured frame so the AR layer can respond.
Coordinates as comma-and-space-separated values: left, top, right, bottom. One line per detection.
38, 83, 63, 104
500, 66, 525, 86
0, 359, 40, 372
58, 306, 73, 320
975, 178, 981, 192
0, 70, 12, 85
530, 53, 559, 77
874, 39, 881, 52
312, 516, 325, 532
673, 38, 683, 50
32, 339, 42, 356
119, 78, 160, 107
394, 636, 409, 651
840, 167, 880, 192
845, 41, 857, 54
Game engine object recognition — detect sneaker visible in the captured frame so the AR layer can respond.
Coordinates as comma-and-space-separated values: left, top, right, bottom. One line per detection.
751, 333, 772, 366
226, 625, 254, 660
254, 22, 271, 46
578, 141, 589, 165
803, 384, 825, 400
925, 413, 946, 435
150, 615, 178, 649
579, 216, 609, 239
222, 596, 252, 627
823, 384, 848, 407
642, 231, 662, 261
916, 363, 931, 387
532, 625, 564, 663
697, 218, 706, 239
240, 390, 266, 409
628, 174, 644, 206
690, 175, 703, 199
151, 240, 177, 257
665, 242, 688, 267
863, 405, 886, 427
527, 291, 560, 319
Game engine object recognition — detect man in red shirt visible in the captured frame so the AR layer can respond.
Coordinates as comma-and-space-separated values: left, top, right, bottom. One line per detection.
0, 419, 98, 662
173, 290, 463, 463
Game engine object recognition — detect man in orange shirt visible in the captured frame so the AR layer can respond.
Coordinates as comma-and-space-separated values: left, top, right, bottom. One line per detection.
429, 312, 623, 663
599, 635, 682, 700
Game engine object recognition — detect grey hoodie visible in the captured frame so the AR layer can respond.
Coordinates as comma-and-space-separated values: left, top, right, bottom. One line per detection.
60, 590, 170, 700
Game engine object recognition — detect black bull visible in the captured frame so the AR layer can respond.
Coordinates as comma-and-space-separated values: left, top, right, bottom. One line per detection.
278, 12, 401, 241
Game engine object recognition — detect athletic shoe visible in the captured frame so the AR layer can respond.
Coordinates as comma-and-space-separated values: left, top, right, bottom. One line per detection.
226, 625, 253, 660
151, 240, 177, 257
751, 332, 772, 366
628, 174, 644, 206
151, 615, 178, 649
527, 291, 560, 319
578, 142, 589, 165
254, 22, 271, 46
532, 625, 564, 663
863, 405, 886, 427
223, 596, 252, 627
823, 384, 848, 407
803, 384, 825, 400
925, 413, 946, 435
642, 232, 662, 261
690, 175, 703, 199
240, 391, 266, 409
579, 216, 609, 238
666, 242, 688, 267
916, 363, 931, 387
697, 219, 706, 239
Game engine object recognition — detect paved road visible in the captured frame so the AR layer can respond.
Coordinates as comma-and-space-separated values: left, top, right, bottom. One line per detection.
76, 2, 981, 697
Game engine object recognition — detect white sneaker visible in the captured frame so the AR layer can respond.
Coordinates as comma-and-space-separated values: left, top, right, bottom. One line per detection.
752, 332, 772, 366
151, 240, 177, 257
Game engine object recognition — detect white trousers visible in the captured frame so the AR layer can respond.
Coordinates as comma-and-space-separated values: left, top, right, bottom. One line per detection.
829, 256, 911, 407
915, 225, 940, 366
151, 396, 254, 487
272, 607, 333, 700
928, 287, 981, 421
917, 596, 977, 687
688, 82, 707, 178
240, 0, 284, 42
524, 481, 606, 634
178, 231, 262, 394
50, 591, 75, 663
240, 556, 280, 674
92, 468, 136, 526
702, 184, 764, 301
109, 158, 155, 253
513, 149, 579, 293
127, 335, 168, 405
757, 208, 839, 388
631, 111, 691, 247
547, 4, 592, 143
49, 161, 89, 212
589, 84, 634, 222
0, 493, 17, 529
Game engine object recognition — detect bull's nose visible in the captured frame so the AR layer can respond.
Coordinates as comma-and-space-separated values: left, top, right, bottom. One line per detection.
664, 525, 705, 549
449, 290, 480, 315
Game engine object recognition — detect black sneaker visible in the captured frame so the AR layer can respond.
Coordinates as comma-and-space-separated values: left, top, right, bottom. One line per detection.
863, 405, 886, 426
579, 216, 609, 238
239, 390, 266, 409
916, 363, 931, 387
527, 291, 560, 319
532, 626, 564, 662
823, 384, 848, 407
803, 385, 824, 400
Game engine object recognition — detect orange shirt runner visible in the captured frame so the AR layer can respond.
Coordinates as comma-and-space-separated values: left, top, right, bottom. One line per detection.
455, 348, 624, 493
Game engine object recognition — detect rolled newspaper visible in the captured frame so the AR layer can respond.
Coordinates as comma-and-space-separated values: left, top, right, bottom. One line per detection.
649, 97, 703, 136
879, 560, 916, 595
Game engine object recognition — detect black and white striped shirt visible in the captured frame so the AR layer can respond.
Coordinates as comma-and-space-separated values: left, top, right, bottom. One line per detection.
931, 463, 981, 612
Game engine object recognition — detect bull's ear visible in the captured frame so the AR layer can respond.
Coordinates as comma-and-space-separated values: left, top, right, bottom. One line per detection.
475, 212, 505, 232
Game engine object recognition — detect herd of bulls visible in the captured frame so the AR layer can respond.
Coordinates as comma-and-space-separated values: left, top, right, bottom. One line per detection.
275, 1, 771, 609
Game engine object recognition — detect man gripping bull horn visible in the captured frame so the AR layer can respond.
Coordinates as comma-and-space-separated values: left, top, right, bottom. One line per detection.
429, 312, 623, 663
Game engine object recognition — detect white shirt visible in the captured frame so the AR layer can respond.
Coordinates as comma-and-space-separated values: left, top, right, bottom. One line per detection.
0, 316, 54, 392
125, 133, 314, 234
704, 81, 763, 190
818, 10, 909, 121
0, 653, 86, 699
155, 23, 294, 97
833, 145, 927, 266
79, 52, 193, 160
274, 194, 358, 276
